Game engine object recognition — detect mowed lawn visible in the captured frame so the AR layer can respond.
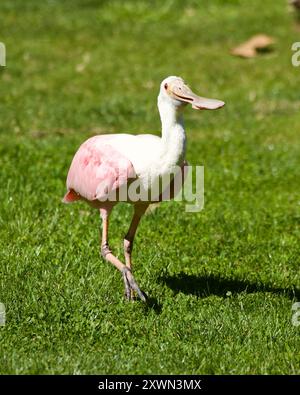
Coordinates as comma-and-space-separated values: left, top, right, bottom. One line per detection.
0, 0, 300, 374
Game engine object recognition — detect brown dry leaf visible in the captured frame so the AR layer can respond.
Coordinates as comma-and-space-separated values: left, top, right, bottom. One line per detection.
231, 34, 275, 58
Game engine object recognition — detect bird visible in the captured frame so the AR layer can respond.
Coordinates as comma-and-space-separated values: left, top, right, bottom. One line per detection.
63, 76, 225, 301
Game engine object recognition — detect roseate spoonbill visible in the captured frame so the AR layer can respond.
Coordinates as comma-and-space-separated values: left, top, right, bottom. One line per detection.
63, 76, 224, 301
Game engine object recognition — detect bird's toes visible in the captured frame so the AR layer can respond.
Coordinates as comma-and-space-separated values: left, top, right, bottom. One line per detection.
127, 274, 147, 302
137, 290, 148, 302
122, 267, 147, 302
122, 270, 132, 301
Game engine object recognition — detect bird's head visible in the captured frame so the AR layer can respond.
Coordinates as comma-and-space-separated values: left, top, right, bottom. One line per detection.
158, 76, 225, 111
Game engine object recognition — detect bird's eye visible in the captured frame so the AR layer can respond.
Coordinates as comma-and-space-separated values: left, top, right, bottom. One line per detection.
164, 83, 168, 90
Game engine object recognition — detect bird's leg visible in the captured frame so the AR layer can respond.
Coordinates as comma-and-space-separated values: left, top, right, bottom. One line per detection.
124, 204, 148, 300
100, 208, 146, 302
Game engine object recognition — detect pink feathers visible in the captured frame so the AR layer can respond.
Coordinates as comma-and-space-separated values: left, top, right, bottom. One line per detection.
63, 136, 136, 203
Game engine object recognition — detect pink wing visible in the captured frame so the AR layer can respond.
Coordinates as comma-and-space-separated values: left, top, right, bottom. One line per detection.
63, 136, 136, 203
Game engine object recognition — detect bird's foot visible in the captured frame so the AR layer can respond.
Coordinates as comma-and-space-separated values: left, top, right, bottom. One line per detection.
122, 267, 147, 302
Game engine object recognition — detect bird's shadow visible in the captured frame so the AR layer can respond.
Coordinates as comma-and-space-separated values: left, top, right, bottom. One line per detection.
143, 295, 163, 314
160, 273, 300, 300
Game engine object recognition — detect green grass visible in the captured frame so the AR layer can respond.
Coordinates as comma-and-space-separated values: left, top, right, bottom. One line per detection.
0, 0, 300, 374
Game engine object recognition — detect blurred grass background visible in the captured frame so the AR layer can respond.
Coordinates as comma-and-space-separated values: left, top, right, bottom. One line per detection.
0, 0, 299, 374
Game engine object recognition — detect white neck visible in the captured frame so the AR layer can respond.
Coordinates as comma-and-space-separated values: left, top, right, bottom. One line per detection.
158, 98, 186, 167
